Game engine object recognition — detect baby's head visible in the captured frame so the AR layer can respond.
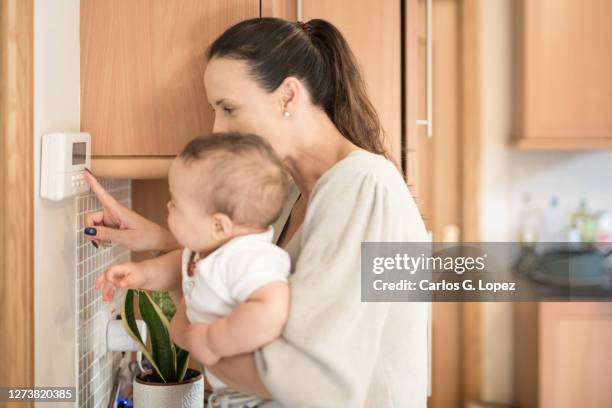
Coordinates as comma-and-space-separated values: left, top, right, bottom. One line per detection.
167, 132, 291, 253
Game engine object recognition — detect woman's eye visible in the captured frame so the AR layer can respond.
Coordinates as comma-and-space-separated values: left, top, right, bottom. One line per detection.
223, 107, 235, 115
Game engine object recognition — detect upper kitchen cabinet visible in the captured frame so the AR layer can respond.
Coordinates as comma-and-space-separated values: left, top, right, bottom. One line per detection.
302, 0, 403, 165
514, 0, 612, 150
81, 0, 260, 173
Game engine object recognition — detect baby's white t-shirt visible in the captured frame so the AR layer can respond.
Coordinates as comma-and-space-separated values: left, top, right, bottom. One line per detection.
180, 226, 290, 390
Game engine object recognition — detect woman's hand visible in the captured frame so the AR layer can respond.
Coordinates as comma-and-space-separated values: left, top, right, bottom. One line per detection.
83, 168, 179, 252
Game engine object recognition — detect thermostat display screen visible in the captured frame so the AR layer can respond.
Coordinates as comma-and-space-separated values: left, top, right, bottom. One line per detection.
41, 132, 91, 201
72, 142, 86, 165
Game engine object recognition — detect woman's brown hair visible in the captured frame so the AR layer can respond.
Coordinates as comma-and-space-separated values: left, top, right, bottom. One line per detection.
207, 17, 392, 162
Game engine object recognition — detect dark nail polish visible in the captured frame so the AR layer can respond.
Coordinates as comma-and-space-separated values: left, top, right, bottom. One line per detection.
91, 241, 99, 249
84, 227, 97, 236
84, 167, 93, 175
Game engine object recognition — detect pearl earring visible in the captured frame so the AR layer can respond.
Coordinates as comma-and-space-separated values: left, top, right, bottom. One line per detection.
283, 111, 291, 117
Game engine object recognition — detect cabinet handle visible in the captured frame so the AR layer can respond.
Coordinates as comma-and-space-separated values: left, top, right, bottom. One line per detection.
416, 0, 433, 138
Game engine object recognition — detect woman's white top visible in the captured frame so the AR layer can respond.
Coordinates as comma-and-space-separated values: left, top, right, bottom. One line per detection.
256, 150, 429, 408
181, 227, 290, 389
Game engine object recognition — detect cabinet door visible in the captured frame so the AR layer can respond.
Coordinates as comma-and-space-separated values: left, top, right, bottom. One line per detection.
515, 0, 612, 149
302, 0, 402, 166
81, 0, 260, 156
540, 302, 612, 408
410, 0, 461, 241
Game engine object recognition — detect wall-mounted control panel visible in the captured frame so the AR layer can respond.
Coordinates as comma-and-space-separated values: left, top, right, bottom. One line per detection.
40, 132, 91, 201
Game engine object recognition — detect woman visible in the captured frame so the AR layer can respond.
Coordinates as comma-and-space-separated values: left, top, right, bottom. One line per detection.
87, 18, 428, 407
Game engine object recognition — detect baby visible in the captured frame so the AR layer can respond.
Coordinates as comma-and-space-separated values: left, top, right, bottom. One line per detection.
166, 133, 292, 401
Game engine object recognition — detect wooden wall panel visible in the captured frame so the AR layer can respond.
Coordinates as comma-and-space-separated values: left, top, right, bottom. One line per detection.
131, 179, 171, 263
0, 0, 34, 402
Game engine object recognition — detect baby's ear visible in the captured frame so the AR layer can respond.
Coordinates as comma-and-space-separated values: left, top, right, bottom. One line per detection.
211, 213, 233, 239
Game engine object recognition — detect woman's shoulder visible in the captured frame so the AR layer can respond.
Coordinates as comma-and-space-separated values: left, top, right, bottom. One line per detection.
303, 149, 427, 244
313, 149, 407, 195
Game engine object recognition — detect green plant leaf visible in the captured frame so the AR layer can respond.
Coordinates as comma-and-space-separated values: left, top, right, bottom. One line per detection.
121, 289, 165, 382
150, 291, 177, 320
176, 347, 190, 383
139, 290, 177, 382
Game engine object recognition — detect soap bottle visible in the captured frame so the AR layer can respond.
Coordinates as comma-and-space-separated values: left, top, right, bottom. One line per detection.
541, 196, 565, 252
571, 198, 597, 243
518, 194, 541, 248
597, 211, 612, 243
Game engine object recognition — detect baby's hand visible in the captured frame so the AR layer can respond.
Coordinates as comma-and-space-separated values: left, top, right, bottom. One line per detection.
95, 261, 148, 301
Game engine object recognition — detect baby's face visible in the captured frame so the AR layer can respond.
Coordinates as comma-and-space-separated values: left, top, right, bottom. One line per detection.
167, 158, 220, 253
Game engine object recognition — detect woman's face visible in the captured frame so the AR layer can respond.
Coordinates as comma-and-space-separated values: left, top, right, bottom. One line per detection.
204, 58, 293, 160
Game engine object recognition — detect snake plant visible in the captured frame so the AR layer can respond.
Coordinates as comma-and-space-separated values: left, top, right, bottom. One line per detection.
121, 289, 190, 383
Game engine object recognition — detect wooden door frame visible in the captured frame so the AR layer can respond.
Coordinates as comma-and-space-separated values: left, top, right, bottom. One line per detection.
407, 0, 481, 405
0, 0, 35, 397
460, 0, 482, 403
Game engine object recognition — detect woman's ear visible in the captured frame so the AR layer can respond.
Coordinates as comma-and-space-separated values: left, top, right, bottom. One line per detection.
278, 76, 302, 117
210, 212, 234, 239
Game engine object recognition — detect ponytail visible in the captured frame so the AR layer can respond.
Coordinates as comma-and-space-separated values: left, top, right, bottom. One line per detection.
207, 17, 391, 161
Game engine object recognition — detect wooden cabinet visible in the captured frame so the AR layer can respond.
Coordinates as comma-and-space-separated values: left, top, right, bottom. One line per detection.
302, 0, 403, 166
514, 0, 612, 150
515, 302, 612, 408
82, 0, 406, 177
81, 0, 260, 162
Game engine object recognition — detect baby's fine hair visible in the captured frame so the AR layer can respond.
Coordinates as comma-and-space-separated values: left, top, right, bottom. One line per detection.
178, 132, 291, 228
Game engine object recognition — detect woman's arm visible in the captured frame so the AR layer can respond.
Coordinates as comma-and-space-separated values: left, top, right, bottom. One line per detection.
206, 353, 270, 399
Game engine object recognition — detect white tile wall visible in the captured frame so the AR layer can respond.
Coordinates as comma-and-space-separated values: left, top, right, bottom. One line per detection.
76, 179, 131, 408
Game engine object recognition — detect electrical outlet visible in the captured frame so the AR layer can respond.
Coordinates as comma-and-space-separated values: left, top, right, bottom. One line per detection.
106, 319, 147, 352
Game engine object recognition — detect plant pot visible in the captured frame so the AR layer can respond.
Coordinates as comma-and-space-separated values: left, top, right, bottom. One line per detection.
133, 368, 204, 408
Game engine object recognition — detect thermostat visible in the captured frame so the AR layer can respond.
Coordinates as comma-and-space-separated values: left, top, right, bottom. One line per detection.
40, 132, 91, 201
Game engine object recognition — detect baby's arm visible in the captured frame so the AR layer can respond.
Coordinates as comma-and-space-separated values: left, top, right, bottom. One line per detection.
95, 248, 184, 304
141, 249, 184, 305
170, 298, 219, 365
187, 281, 290, 362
